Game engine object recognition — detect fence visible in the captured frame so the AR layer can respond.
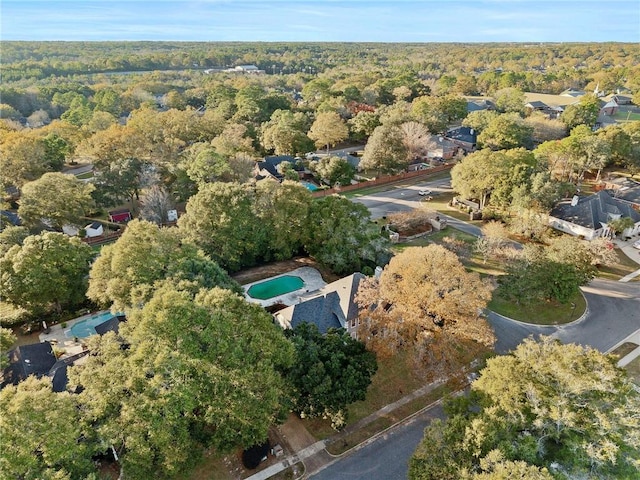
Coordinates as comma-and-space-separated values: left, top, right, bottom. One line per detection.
310, 164, 453, 198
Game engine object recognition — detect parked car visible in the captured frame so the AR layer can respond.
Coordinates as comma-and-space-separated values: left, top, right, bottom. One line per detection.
418, 189, 432, 196
633, 239, 640, 249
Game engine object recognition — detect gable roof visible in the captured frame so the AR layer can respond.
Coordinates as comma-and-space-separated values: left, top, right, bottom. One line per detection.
445, 126, 477, 145
526, 100, 549, 109
255, 155, 299, 180
609, 182, 640, 207
48, 350, 90, 393
275, 273, 364, 334
524, 92, 580, 108
2, 342, 57, 388
550, 190, 640, 230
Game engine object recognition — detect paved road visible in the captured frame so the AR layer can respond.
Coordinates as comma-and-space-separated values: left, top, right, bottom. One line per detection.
351, 177, 452, 219
325, 176, 640, 480
310, 403, 445, 480
490, 278, 640, 354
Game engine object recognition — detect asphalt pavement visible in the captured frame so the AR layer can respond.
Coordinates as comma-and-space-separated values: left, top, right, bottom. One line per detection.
310, 403, 446, 480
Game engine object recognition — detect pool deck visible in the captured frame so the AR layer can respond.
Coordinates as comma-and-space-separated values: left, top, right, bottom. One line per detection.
39, 310, 110, 350
242, 267, 327, 307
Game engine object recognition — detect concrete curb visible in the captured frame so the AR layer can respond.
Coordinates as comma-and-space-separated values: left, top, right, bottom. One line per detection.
487, 287, 589, 329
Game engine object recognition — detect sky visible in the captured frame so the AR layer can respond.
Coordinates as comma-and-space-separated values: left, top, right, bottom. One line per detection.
2, 0, 639, 43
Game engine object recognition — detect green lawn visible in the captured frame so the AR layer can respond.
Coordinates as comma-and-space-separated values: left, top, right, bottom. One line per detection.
597, 248, 640, 281
488, 289, 586, 325
613, 110, 640, 122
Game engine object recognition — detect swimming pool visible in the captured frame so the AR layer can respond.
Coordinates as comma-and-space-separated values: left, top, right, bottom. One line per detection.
301, 181, 319, 192
69, 311, 120, 338
247, 275, 305, 300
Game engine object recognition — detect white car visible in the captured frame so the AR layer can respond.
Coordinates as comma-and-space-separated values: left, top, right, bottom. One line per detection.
633, 239, 640, 250
418, 189, 432, 196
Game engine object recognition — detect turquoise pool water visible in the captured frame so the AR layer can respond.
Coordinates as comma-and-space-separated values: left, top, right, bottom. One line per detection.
247, 275, 304, 300
70, 311, 119, 338
301, 181, 319, 191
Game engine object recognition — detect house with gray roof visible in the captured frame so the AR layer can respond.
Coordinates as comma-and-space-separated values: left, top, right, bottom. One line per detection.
609, 181, 640, 209
1, 342, 57, 389
549, 190, 640, 240
274, 273, 364, 336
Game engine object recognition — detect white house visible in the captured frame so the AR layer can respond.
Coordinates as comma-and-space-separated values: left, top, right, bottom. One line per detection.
549, 190, 640, 240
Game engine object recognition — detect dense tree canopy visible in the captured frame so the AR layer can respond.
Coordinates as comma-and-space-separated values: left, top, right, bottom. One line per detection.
0, 377, 98, 480
285, 323, 377, 428
410, 337, 640, 480
70, 285, 294, 479
87, 219, 239, 310
17, 172, 95, 230
303, 195, 391, 275
0, 232, 93, 315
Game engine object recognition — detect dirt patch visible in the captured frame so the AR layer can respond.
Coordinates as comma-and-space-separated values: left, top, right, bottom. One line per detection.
611, 342, 639, 359
231, 257, 340, 286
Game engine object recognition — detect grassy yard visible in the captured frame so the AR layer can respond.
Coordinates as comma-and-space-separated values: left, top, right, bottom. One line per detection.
597, 248, 640, 281
488, 289, 586, 325
613, 110, 640, 123
301, 350, 432, 440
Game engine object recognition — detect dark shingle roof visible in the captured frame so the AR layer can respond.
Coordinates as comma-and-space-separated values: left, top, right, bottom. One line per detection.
288, 294, 343, 334
48, 350, 90, 393
550, 190, 640, 230
2, 342, 57, 388
611, 183, 640, 206
94, 316, 120, 336
445, 126, 477, 145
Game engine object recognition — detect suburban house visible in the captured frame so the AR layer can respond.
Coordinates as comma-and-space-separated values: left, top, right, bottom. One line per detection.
425, 135, 458, 160
1, 342, 57, 388
549, 190, 640, 240
254, 155, 303, 182
274, 273, 364, 337
444, 126, 477, 153
466, 98, 494, 113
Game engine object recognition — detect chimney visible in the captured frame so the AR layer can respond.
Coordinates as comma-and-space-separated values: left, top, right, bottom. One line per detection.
570, 195, 579, 207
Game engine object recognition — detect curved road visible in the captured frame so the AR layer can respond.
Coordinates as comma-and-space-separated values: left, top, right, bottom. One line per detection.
310, 277, 640, 480
312, 178, 640, 480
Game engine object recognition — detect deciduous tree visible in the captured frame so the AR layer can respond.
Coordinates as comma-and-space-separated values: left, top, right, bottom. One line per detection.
356, 245, 494, 370
71, 286, 294, 479
310, 155, 356, 186
360, 123, 409, 175
0, 232, 92, 314
18, 172, 95, 230
87, 219, 239, 310
285, 323, 377, 428
410, 337, 640, 480
304, 195, 390, 275
308, 111, 349, 154
177, 182, 265, 271
0, 377, 98, 479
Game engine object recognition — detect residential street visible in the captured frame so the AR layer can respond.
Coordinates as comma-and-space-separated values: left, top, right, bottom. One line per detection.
351, 177, 453, 219
309, 177, 640, 480
310, 402, 446, 480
